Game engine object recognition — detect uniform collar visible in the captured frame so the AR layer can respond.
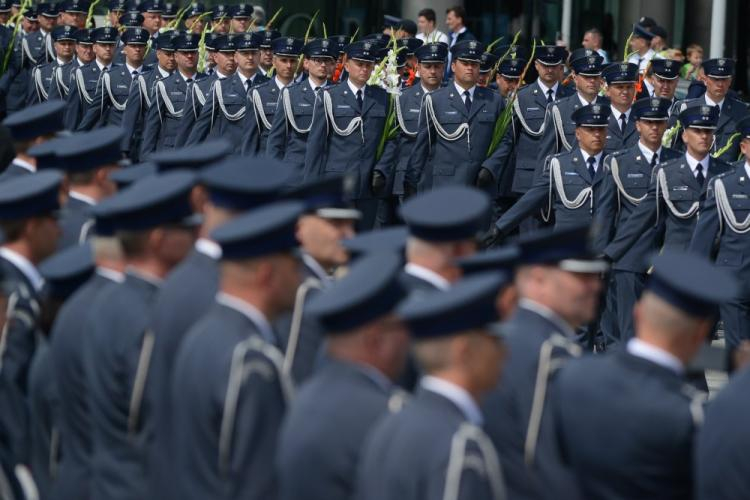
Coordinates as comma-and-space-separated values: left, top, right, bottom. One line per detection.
685, 151, 710, 177
301, 252, 329, 282
536, 79, 558, 97
158, 66, 171, 78
518, 298, 577, 339
56, 56, 67, 66
96, 266, 125, 283
95, 60, 111, 72
273, 75, 287, 90
420, 375, 483, 426
577, 92, 595, 107
579, 148, 603, 169
215, 291, 276, 344
704, 94, 724, 112
610, 105, 631, 123
11, 157, 35, 173
308, 76, 326, 92
745, 161, 750, 180
179, 70, 196, 82
0, 247, 44, 292
453, 81, 476, 99
404, 262, 451, 290
626, 338, 684, 375
126, 266, 163, 286
68, 191, 97, 205
346, 78, 365, 97
216, 70, 230, 80
637, 141, 662, 164
126, 62, 143, 75
195, 237, 221, 259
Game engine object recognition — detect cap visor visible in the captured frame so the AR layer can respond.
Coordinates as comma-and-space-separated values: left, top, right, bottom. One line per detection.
558, 258, 610, 273
316, 207, 362, 220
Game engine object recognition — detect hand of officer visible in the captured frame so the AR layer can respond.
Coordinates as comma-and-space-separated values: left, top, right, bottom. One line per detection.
475, 168, 494, 189
403, 181, 417, 200
481, 226, 501, 249
371, 170, 386, 195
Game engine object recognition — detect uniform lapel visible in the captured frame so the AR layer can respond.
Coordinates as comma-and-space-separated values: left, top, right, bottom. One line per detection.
715, 98, 733, 133
361, 85, 378, 116
467, 88, 487, 122
448, 87, 470, 119
571, 148, 592, 184
340, 82, 361, 114
531, 82, 549, 109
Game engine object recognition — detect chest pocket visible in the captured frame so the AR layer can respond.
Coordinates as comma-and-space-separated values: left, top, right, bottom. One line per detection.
729, 196, 750, 212
367, 106, 386, 118
668, 187, 696, 201
264, 101, 277, 115
477, 110, 495, 123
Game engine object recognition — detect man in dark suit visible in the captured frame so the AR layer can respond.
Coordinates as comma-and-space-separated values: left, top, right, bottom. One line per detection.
444, 5, 475, 79
303, 40, 390, 230
482, 225, 608, 500
169, 200, 303, 500
357, 273, 508, 500
85, 171, 197, 500
551, 251, 736, 500
596, 97, 682, 343
690, 116, 750, 365
277, 252, 410, 500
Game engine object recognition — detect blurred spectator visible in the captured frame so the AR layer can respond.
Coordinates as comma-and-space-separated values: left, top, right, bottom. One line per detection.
416, 9, 448, 44
650, 25, 670, 56
444, 5, 476, 77
681, 43, 703, 80
582, 28, 609, 63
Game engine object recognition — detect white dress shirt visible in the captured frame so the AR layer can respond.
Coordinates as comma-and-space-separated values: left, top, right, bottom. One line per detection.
421, 375, 483, 426
453, 81, 476, 105
403, 263, 451, 290
215, 292, 276, 344
580, 148, 604, 174
626, 338, 684, 375
537, 79, 559, 102
638, 141, 662, 165
0, 247, 44, 292
685, 152, 711, 178
195, 238, 222, 260
518, 298, 577, 339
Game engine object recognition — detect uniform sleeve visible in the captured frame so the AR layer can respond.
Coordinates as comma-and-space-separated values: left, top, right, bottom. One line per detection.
494, 156, 552, 236
77, 77, 105, 131
404, 105, 431, 190
139, 90, 161, 158
302, 92, 329, 182
536, 104, 558, 165
264, 91, 288, 160
688, 179, 721, 257
0, 292, 39, 394
24, 68, 40, 106
480, 97, 510, 180
603, 170, 660, 261
241, 95, 261, 157
592, 157, 618, 253
173, 83, 197, 148
63, 72, 82, 131
185, 84, 214, 146
120, 80, 144, 156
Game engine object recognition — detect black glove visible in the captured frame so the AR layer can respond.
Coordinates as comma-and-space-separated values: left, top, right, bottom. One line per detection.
475, 168, 494, 189
403, 181, 417, 200
481, 226, 501, 249
371, 170, 386, 195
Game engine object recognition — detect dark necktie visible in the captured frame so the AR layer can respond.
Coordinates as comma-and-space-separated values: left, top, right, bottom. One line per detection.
587, 156, 597, 181
245, 79, 251, 92
463, 90, 472, 113
546, 89, 554, 103
186, 78, 193, 83
619, 113, 627, 134
356, 89, 363, 108
696, 162, 705, 186
131, 70, 138, 79
314, 86, 321, 93
650, 152, 658, 168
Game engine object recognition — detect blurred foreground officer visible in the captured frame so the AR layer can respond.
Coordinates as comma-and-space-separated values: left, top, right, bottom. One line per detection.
29, 243, 94, 499
357, 273, 509, 500
482, 225, 607, 500
303, 40, 389, 229
399, 186, 488, 292
277, 176, 360, 384
86, 171, 197, 500
695, 365, 750, 499
405, 40, 506, 194
0, 100, 65, 180
278, 252, 410, 500
50, 209, 125, 500
596, 97, 681, 342
690, 116, 750, 363
54, 126, 123, 249
147, 154, 286, 499
551, 251, 737, 500
170, 201, 303, 500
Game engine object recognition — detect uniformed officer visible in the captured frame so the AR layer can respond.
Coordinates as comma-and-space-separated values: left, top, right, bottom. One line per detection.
139, 0, 163, 40
399, 186, 488, 293
242, 35, 300, 156
489, 103, 612, 240
0, 100, 65, 180
27, 25, 77, 106
122, 31, 177, 161
689, 116, 750, 363
140, 32, 204, 157
265, 37, 335, 183
601, 62, 640, 156
49, 208, 125, 500
107, 0, 127, 27
28, 243, 94, 499
596, 97, 681, 342
667, 58, 749, 162
482, 225, 607, 500
47, 27, 95, 103
63, 26, 118, 131
78, 27, 151, 131
636, 58, 680, 104
160, 1, 176, 24
357, 273, 509, 500
536, 48, 607, 165
184, 2, 206, 34
54, 126, 123, 249
373, 42, 447, 226
278, 252, 410, 500
146, 154, 286, 499
210, 4, 230, 33
695, 361, 750, 499
0, 7, 45, 115
603, 105, 733, 261
36, 3, 59, 63
0, 171, 62, 398
113, 13, 145, 65
303, 39, 390, 229
185, 34, 261, 149
228, 3, 253, 35
169, 200, 303, 500
492, 45, 572, 233
551, 250, 736, 500
405, 40, 507, 195
59, 0, 89, 29
626, 22, 657, 74
276, 176, 361, 383
173, 34, 230, 148
85, 170, 197, 500
493, 50, 525, 98
258, 28, 282, 77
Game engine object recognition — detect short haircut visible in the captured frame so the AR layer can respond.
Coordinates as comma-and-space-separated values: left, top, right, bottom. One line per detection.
418, 8, 436, 24
445, 5, 466, 23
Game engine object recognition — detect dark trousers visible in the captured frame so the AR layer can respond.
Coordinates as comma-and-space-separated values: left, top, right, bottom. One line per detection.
354, 198, 380, 231
720, 299, 750, 352
613, 271, 647, 344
